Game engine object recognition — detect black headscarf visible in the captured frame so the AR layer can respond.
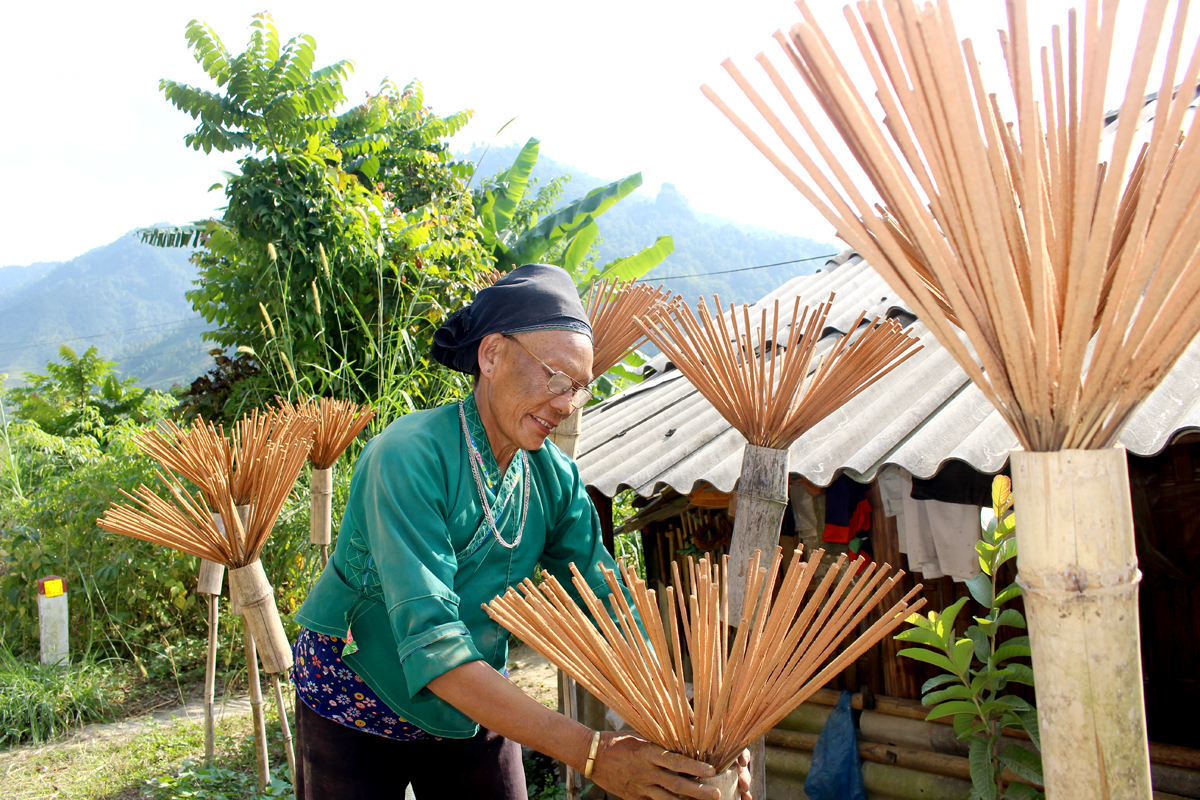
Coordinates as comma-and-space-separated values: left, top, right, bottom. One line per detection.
431, 264, 592, 375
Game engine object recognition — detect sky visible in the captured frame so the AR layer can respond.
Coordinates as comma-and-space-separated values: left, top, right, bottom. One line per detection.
1, 0, 1192, 267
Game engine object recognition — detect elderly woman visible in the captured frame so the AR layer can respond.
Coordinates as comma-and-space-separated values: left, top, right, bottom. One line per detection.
291, 264, 750, 799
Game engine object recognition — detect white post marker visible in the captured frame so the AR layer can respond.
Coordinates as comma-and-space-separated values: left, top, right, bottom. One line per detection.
37, 575, 69, 666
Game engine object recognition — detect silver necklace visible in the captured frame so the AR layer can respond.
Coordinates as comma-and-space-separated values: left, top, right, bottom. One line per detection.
459, 401, 530, 549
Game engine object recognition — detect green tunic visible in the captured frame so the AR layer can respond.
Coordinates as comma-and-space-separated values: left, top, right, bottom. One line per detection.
295, 395, 636, 738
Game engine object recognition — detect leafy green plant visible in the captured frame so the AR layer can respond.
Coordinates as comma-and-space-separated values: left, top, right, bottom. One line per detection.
473, 137, 674, 285
4, 346, 164, 441
895, 476, 1044, 800
146, 760, 293, 800
148, 15, 487, 411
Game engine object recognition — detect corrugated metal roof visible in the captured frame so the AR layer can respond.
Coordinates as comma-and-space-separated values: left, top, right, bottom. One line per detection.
577, 253, 1200, 498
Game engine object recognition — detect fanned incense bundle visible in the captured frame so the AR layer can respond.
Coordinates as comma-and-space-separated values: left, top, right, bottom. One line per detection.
289, 397, 374, 564
701, 1, 1199, 794
485, 549, 924, 771
135, 419, 233, 508
703, 0, 1200, 452
636, 295, 921, 449
301, 398, 375, 471
585, 279, 676, 377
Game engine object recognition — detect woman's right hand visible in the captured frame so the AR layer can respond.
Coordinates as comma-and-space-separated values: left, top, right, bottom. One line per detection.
587, 732, 721, 800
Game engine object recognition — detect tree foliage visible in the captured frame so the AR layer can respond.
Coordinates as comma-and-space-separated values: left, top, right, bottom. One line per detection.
152, 14, 487, 416
4, 346, 162, 440
472, 137, 675, 287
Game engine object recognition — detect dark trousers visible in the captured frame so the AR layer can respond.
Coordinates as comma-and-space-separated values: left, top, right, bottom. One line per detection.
294, 698, 528, 799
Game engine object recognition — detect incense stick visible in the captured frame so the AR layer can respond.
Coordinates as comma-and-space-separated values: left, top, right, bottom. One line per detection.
484, 548, 924, 771
635, 295, 921, 448
705, 0, 1200, 451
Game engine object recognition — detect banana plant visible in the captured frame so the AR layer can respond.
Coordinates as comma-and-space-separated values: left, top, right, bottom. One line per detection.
473, 138, 675, 285
895, 476, 1045, 800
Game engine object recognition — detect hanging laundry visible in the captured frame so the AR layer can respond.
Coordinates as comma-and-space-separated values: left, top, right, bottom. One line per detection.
876, 465, 908, 553
899, 470, 982, 582
823, 475, 871, 544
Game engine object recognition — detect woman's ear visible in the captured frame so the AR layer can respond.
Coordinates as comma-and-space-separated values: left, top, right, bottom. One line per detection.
476, 333, 506, 378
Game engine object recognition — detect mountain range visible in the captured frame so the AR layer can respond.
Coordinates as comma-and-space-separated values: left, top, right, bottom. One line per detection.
0, 149, 835, 391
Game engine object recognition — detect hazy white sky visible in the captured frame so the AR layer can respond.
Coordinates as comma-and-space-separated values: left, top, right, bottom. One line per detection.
0, 0, 1190, 266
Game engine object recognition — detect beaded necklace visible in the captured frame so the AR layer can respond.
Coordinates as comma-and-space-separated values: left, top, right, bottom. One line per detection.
458, 401, 529, 549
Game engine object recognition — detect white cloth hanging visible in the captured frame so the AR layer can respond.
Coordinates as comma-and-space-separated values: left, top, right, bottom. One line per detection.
899, 471, 982, 582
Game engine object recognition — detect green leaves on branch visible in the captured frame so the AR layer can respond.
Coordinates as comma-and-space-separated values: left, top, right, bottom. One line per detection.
163, 13, 353, 155
155, 14, 489, 414
895, 475, 1043, 799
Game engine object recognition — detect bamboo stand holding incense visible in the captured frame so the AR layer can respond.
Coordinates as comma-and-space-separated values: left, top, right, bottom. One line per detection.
727, 445, 789, 616
310, 468, 333, 565
197, 557, 224, 764
1013, 447, 1148, 796
230, 555, 296, 786
294, 398, 374, 568
636, 294, 920, 791
702, 0, 1200, 794
234, 504, 271, 793
104, 406, 316, 793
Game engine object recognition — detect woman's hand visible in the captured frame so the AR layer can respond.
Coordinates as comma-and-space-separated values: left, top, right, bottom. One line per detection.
735, 748, 752, 799
588, 733, 720, 800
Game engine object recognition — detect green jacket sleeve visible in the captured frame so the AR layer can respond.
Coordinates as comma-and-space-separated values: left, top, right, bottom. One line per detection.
352, 426, 485, 699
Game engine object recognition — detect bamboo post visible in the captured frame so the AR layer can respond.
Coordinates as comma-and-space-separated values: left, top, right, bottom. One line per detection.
727, 445, 790, 615
549, 403, 586, 799
547, 407, 582, 458
727, 444, 789, 796
229, 560, 293, 674
229, 558, 296, 785
197, 548, 225, 765
310, 466, 333, 567
1011, 447, 1150, 799
234, 505, 270, 792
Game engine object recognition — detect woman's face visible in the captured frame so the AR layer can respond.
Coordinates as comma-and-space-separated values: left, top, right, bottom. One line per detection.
475, 330, 593, 464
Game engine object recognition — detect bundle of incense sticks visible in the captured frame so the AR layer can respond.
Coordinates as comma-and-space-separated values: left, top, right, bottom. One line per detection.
99, 409, 318, 567
635, 295, 921, 448
135, 419, 233, 507
293, 397, 374, 471
704, 0, 1200, 450
474, 268, 505, 290
485, 548, 923, 771
585, 279, 676, 377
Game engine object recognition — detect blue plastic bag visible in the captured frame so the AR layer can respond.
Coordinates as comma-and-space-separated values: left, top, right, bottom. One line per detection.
803, 690, 867, 800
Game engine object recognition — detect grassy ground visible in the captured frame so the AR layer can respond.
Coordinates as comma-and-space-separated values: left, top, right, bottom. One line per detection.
0, 706, 288, 800
0, 643, 565, 799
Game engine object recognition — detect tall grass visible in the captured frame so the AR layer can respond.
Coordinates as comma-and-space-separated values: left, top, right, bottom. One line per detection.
0, 643, 127, 746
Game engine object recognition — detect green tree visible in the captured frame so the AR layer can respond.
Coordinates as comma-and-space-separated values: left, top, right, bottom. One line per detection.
5, 346, 160, 440
147, 14, 487, 416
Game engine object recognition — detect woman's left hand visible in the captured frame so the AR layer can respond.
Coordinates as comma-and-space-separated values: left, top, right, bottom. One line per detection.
735, 748, 752, 799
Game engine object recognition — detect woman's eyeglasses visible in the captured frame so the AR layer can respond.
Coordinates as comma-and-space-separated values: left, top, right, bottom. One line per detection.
504, 335, 593, 411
